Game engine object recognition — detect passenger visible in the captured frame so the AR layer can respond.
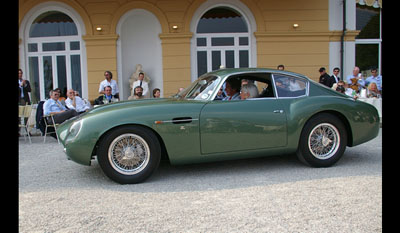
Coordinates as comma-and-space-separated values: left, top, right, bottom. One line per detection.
240, 83, 259, 100
288, 77, 302, 91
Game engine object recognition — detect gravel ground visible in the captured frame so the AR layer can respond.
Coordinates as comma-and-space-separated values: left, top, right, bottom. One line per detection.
19, 129, 382, 232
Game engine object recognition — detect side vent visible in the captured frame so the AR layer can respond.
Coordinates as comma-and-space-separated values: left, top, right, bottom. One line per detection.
172, 117, 193, 124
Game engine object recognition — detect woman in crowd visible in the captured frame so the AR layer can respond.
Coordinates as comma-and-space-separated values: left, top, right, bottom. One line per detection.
153, 88, 161, 98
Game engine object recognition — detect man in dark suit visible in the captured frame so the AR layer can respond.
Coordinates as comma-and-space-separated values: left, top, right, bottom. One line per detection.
18, 69, 31, 105
318, 67, 335, 88
331, 67, 341, 83
94, 86, 118, 105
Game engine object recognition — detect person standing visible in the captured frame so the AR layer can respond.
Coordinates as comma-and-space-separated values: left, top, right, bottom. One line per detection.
364, 68, 382, 93
132, 72, 149, 98
331, 67, 341, 83
346, 66, 365, 93
99, 71, 119, 98
18, 69, 31, 105
318, 67, 335, 88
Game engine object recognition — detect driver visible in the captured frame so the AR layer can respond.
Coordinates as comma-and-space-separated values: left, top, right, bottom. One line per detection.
223, 78, 241, 101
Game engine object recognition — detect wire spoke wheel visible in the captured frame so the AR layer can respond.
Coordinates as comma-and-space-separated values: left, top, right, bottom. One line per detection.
308, 123, 340, 160
108, 133, 150, 175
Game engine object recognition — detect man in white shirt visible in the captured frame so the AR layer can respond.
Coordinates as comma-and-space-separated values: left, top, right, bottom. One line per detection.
43, 90, 78, 124
132, 72, 149, 98
346, 66, 365, 92
65, 89, 91, 113
99, 71, 119, 98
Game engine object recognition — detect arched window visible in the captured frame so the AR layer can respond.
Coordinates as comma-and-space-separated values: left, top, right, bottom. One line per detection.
195, 7, 251, 77
196, 7, 248, 33
29, 11, 78, 37
26, 11, 83, 102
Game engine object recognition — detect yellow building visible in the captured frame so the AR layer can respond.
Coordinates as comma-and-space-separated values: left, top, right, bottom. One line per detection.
18, 0, 382, 102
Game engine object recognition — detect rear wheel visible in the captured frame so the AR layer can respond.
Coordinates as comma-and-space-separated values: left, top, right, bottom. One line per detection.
97, 125, 161, 184
296, 113, 347, 167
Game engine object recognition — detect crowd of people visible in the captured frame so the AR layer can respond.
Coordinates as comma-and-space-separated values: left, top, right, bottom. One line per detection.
97, 70, 162, 102
18, 69, 165, 128
318, 66, 382, 99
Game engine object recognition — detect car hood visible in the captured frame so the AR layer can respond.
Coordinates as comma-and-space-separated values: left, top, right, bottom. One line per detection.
59, 98, 179, 127
88, 98, 173, 114
57, 97, 207, 142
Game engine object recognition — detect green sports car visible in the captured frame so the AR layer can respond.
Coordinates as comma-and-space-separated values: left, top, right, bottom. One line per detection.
57, 68, 380, 184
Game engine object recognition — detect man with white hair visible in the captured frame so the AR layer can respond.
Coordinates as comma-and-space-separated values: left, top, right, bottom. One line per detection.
65, 89, 91, 114
43, 89, 78, 124
240, 83, 259, 100
346, 66, 365, 92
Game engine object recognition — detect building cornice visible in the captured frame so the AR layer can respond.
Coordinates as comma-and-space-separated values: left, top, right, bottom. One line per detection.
159, 33, 193, 44
254, 30, 360, 42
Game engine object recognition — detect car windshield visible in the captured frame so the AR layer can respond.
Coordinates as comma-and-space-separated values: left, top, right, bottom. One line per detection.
174, 75, 221, 100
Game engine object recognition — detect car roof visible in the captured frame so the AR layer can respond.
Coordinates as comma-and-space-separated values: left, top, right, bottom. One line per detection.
205, 68, 309, 80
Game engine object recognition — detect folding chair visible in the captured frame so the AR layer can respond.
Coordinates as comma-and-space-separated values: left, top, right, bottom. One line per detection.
19, 105, 33, 143
18, 105, 25, 119
19, 105, 27, 142
43, 113, 60, 143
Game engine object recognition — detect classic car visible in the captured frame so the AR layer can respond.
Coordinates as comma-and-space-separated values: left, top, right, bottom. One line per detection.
57, 68, 380, 184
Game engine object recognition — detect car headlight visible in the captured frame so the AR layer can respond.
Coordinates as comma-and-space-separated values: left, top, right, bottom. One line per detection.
67, 120, 82, 141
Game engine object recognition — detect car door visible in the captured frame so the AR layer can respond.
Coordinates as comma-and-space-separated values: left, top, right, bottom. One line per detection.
199, 98, 287, 154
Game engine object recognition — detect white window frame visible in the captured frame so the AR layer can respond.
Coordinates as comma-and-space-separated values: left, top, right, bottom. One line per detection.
27, 35, 83, 100
355, 7, 382, 76
196, 32, 251, 73
19, 2, 88, 101
189, 0, 258, 82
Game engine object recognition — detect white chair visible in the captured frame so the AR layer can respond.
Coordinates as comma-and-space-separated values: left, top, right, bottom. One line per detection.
19, 105, 33, 143
43, 114, 60, 143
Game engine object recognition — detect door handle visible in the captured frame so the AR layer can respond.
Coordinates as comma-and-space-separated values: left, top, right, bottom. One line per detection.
273, 110, 284, 114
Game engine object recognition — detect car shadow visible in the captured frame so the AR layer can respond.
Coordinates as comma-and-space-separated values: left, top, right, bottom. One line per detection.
19, 132, 381, 193
86, 146, 381, 193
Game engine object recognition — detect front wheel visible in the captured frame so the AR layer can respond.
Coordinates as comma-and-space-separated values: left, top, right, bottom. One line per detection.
97, 126, 161, 184
296, 113, 347, 167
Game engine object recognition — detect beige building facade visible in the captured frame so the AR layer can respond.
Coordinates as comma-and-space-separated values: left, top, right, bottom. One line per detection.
19, 0, 381, 102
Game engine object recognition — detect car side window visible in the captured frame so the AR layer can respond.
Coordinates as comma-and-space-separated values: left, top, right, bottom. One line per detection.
273, 74, 307, 98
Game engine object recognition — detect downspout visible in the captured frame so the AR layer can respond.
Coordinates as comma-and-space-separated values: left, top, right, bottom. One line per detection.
340, 0, 346, 79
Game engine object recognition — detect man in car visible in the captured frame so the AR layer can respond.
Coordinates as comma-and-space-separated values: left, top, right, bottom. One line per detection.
223, 78, 241, 101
